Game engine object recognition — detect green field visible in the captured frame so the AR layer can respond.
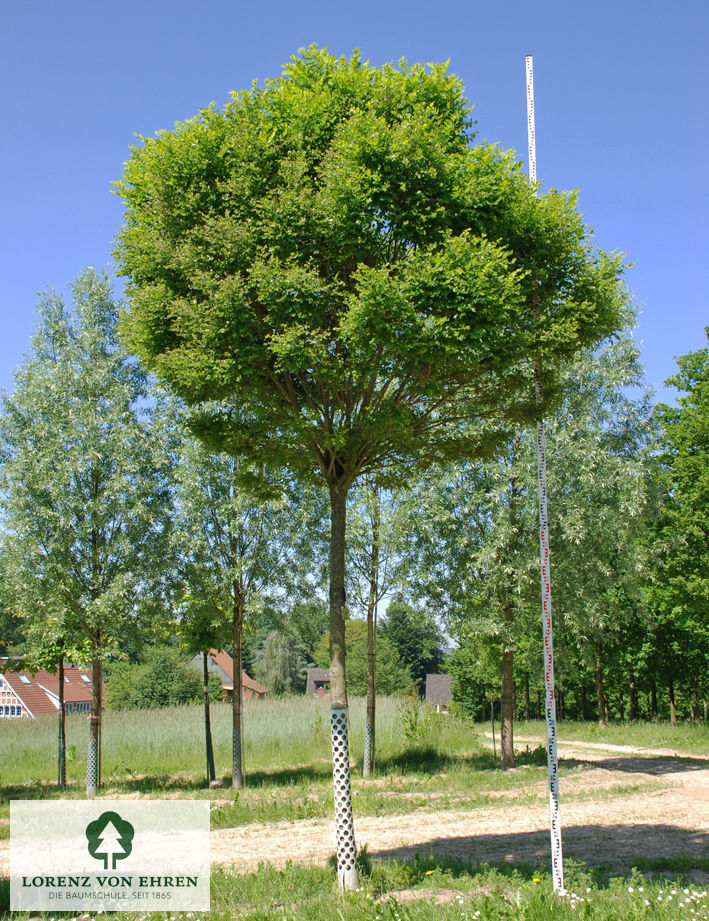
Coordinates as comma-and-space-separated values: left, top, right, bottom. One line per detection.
2, 700, 708, 920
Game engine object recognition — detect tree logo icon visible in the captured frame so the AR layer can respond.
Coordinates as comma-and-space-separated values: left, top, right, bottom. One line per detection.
85, 811, 134, 869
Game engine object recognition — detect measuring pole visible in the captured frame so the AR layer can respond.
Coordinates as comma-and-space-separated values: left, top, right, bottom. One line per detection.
526, 54, 564, 895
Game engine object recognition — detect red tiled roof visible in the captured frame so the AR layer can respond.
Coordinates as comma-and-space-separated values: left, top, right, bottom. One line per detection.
34, 668, 97, 703
3, 671, 57, 716
208, 650, 267, 695
1, 665, 104, 716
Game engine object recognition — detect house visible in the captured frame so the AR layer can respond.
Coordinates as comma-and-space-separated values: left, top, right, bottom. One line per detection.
0, 662, 102, 718
425, 673, 452, 711
186, 649, 267, 701
305, 668, 330, 697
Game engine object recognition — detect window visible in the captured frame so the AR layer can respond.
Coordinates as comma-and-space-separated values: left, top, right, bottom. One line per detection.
19, 674, 31, 684
80, 674, 90, 682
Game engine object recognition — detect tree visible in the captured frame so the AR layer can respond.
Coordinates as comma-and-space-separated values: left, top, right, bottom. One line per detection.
252, 630, 310, 695
314, 619, 416, 696
0, 269, 170, 796
346, 480, 409, 775
163, 398, 298, 788
105, 646, 208, 709
403, 329, 655, 758
115, 48, 628, 887
646, 329, 709, 721
177, 595, 226, 783
380, 601, 443, 695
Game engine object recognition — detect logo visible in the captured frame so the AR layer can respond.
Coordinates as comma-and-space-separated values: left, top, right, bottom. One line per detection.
85, 811, 134, 869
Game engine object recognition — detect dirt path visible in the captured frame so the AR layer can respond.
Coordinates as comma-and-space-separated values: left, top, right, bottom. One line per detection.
2, 739, 707, 877
206, 740, 709, 874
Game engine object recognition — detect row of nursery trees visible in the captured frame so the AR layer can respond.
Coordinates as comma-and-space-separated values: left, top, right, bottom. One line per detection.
1, 49, 706, 891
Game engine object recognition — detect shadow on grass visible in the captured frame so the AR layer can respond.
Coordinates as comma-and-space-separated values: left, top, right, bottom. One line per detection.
581, 754, 709, 776
369, 822, 709, 883
372, 745, 544, 775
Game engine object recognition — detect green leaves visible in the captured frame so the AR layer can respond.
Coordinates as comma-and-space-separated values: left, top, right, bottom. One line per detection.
0, 269, 172, 664
115, 46, 627, 491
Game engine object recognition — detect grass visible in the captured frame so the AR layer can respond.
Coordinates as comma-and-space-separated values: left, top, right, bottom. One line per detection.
1, 701, 707, 917
1, 859, 708, 920
516, 718, 709, 755
0, 701, 673, 829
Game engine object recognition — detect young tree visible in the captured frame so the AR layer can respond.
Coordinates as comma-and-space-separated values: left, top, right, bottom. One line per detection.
164, 399, 298, 788
403, 330, 654, 756
346, 480, 409, 775
0, 269, 170, 796
115, 48, 628, 887
177, 596, 226, 783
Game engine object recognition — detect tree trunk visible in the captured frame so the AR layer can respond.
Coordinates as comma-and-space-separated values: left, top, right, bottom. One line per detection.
581, 683, 589, 721
328, 480, 359, 891
596, 650, 607, 726
669, 678, 677, 725
524, 675, 530, 722
87, 657, 102, 796
618, 687, 625, 722
501, 646, 515, 769
58, 655, 66, 790
203, 652, 215, 784
363, 489, 380, 779
536, 688, 542, 720
558, 674, 565, 721
232, 604, 244, 789
691, 677, 699, 722
628, 670, 639, 722
651, 679, 658, 722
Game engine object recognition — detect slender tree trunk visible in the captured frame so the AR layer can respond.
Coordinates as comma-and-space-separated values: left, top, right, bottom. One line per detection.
203, 652, 215, 784
668, 679, 677, 725
328, 480, 359, 891
364, 600, 377, 779
581, 684, 589, 721
524, 675, 530, 722
629, 670, 639, 722
232, 602, 244, 789
651, 679, 658, 722
596, 650, 607, 726
363, 489, 380, 779
58, 655, 66, 790
87, 657, 102, 796
536, 688, 542, 721
691, 677, 699, 722
558, 674, 565, 721
618, 687, 625, 722
501, 646, 515, 769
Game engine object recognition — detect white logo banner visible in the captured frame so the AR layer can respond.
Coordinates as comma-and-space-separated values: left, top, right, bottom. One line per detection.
11, 800, 210, 911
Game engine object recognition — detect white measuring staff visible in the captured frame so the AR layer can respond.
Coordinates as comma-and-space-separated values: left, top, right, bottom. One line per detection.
526, 53, 565, 895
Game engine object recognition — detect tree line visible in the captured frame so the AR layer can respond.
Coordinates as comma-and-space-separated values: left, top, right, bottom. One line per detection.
1, 48, 706, 892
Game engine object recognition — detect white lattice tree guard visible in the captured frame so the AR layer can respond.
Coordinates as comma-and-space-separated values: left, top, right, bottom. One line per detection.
363, 721, 374, 777
86, 737, 98, 797
331, 708, 358, 889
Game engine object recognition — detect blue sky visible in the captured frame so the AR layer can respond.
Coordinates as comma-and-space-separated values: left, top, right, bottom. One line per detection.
1, 0, 706, 403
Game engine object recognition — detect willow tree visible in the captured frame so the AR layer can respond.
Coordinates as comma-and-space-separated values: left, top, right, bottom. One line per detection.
0, 269, 170, 796
115, 47, 628, 888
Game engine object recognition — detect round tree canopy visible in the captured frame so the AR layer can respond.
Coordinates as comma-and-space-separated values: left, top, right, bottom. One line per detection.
115, 47, 628, 487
